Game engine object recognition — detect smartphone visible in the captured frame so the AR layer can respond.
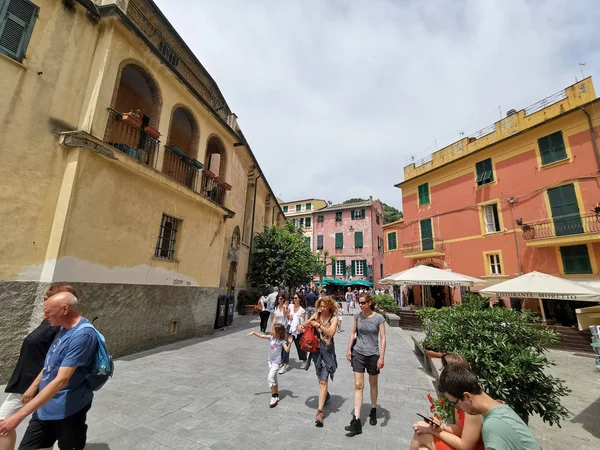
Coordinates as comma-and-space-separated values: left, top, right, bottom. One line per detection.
416, 413, 439, 427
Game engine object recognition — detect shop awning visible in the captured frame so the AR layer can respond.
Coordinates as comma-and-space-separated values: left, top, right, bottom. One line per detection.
380, 265, 483, 287
479, 271, 600, 302
348, 280, 374, 287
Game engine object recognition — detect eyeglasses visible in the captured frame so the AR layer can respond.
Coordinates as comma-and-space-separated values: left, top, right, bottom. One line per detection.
294, 297, 299, 299
448, 397, 461, 406
358, 301, 367, 305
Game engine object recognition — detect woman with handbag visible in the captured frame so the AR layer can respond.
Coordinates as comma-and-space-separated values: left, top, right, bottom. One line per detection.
287, 293, 308, 369
345, 293, 386, 436
298, 296, 339, 428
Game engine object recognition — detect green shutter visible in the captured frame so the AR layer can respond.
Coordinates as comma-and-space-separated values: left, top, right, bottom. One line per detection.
341, 260, 346, 277
387, 232, 397, 250
420, 219, 433, 251
317, 234, 323, 249
305, 217, 311, 227
538, 131, 567, 166
283, 206, 288, 213
296, 204, 301, 211
0, 0, 38, 61
548, 184, 582, 236
354, 231, 363, 248
475, 158, 494, 186
351, 260, 356, 276
560, 245, 592, 274
335, 232, 343, 248
418, 183, 430, 205
336, 211, 342, 221
317, 215, 324, 222
306, 202, 312, 210
361, 209, 365, 219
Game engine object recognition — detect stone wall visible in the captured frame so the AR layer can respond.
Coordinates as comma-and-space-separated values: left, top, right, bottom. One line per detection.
0, 281, 220, 383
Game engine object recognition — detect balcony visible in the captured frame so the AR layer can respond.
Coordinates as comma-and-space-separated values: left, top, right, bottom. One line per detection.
103, 109, 229, 207
523, 213, 600, 247
403, 238, 446, 258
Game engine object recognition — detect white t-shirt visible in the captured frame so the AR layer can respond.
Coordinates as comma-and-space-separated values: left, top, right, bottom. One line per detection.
287, 305, 305, 336
273, 306, 287, 327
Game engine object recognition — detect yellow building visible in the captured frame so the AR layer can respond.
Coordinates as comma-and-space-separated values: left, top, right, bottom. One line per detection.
0, 0, 284, 380
279, 199, 328, 248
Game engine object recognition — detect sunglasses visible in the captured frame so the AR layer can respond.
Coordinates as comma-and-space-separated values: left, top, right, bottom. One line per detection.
358, 301, 368, 305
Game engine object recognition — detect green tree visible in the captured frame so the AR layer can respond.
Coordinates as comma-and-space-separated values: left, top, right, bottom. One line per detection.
342, 198, 403, 224
247, 223, 318, 291
417, 295, 570, 426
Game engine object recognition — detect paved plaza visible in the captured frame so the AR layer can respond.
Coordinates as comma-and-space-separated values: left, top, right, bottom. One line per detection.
2, 313, 599, 449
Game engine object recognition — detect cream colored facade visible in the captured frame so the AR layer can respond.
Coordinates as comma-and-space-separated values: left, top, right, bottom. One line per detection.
0, 0, 283, 380
280, 198, 327, 248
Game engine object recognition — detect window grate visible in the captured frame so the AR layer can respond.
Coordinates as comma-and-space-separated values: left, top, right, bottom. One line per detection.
155, 214, 179, 260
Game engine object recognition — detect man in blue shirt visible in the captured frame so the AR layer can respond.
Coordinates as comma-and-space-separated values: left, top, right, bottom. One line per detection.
0, 292, 98, 450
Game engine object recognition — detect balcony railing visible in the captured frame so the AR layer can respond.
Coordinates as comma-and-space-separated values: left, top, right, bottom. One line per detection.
403, 238, 445, 254
162, 145, 203, 190
524, 89, 567, 116
104, 108, 160, 167
126, 1, 232, 123
522, 213, 600, 241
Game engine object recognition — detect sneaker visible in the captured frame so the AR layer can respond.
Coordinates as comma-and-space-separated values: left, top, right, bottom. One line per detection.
337, 328, 342, 333
269, 396, 279, 408
278, 366, 286, 374
304, 361, 311, 371
369, 407, 377, 426
344, 416, 362, 435
300, 361, 307, 369
315, 411, 324, 427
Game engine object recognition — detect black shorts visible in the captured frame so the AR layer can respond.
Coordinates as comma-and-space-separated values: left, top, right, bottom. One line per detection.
351, 351, 380, 375
19, 402, 91, 450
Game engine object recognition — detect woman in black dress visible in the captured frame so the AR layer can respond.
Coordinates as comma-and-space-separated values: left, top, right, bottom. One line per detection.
0, 284, 75, 450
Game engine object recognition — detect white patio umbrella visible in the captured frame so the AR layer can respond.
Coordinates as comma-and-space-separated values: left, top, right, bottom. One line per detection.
380, 265, 483, 308
479, 271, 600, 322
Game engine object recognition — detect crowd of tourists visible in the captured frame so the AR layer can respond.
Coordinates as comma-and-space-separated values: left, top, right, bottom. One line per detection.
249, 286, 387, 433
249, 286, 541, 449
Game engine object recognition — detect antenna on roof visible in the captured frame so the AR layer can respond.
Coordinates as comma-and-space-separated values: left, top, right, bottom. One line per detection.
579, 63, 586, 79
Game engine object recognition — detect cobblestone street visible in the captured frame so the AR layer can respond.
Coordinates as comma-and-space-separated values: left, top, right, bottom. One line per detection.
3, 314, 599, 449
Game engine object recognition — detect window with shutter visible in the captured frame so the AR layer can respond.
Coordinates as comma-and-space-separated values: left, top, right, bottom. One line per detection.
335, 211, 342, 221
351, 260, 356, 276
295, 204, 301, 212
304, 236, 311, 247
354, 231, 363, 248
306, 202, 312, 210
317, 235, 323, 249
475, 158, 494, 186
355, 260, 365, 276
305, 217, 311, 227
317, 215, 324, 222
387, 232, 397, 250
335, 232, 343, 248
560, 245, 592, 274
538, 131, 567, 166
335, 260, 345, 276
0, 0, 39, 61
548, 184, 582, 236
420, 219, 433, 251
282, 206, 288, 213
483, 204, 500, 233
418, 183, 430, 205
376, 215, 380, 224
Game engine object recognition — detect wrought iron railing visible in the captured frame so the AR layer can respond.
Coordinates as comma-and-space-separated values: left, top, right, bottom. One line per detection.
162, 145, 202, 191
403, 238, 445, 254
521, 212, 600, 241
468, 123, 496, 140
126, 1, 232, 122
524, 89, 567, 116
200, 172, 226, 206
104, 108, 160, 167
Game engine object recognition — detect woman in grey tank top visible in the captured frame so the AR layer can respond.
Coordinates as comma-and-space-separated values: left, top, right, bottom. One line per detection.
344, 293, 386, 436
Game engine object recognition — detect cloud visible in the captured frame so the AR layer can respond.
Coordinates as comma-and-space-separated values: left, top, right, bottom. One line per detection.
154, 0, 600, 209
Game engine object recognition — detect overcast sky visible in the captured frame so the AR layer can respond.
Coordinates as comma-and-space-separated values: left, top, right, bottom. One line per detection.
154, 0, 599, 210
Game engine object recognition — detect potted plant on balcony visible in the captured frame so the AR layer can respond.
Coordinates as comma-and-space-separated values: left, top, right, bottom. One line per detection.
521, 223, 535, 238
121, 109, 142, 128
203, 170, 217, 180
144, 125, 161, 139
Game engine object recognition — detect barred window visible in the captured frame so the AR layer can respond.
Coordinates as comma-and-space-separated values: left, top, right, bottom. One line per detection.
155, 214, 180, 260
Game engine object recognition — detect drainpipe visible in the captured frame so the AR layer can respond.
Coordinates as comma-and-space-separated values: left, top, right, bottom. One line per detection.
249, 173, 263, 254
508, 198, 524, 274
581, 106, 600, 171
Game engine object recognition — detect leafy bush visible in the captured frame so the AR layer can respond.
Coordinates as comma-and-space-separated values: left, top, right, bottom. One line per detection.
236, 288, 265, 314
372, 294, 397, 312
417, 296, 570, 426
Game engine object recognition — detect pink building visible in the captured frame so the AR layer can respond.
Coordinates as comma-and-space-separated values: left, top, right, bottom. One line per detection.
313, 199, 385, 286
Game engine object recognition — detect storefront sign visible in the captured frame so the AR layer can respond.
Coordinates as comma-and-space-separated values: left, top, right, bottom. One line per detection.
490, 292, 579, 300
415, 257, 448, 268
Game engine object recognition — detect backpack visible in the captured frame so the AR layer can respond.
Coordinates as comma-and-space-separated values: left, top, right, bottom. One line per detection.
300, 326, 320, 353
76, 323, 114, 391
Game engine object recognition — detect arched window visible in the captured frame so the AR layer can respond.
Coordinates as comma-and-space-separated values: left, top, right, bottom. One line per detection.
205, 135, 227, 180
163, 106, 201, 188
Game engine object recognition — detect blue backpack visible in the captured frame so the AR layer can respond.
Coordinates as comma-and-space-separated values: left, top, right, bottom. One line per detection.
76, 323, 114, 391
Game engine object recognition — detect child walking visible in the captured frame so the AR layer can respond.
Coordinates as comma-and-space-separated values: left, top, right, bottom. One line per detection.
248, 323, 293, 407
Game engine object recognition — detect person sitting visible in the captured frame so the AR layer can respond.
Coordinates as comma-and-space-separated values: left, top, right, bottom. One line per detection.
439, 365, 540, 450
410, 353, 484, 450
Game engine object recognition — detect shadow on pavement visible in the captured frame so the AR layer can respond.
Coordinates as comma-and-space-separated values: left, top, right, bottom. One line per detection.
571, 395, 600, 438
304, 394, 347, 418
278, 389, 298, 401
118, 316, 259, 361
